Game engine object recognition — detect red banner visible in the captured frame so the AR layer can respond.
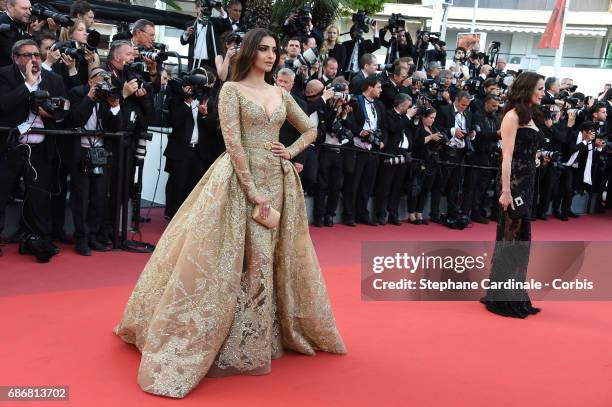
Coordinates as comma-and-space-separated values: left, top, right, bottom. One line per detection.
538, 0, 566, 49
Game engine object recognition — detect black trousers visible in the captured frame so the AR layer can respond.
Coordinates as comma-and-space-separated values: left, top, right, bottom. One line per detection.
536, 164, 560, 216
314, 148, 343, 220
0, 144, 52, 239
298, 147, 318, 194
374, 160, 408, 221
69, 148, 109, 242
444, 150, 466, 219
462, 154, 494, 215
50, 155, 70, 235
164, 149, 207, 219
554, 166, 576, 215
414, 160, 440, 214
342, 149, 378, 221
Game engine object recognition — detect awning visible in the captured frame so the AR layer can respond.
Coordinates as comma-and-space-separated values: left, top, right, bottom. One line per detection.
426, 20, 607, 37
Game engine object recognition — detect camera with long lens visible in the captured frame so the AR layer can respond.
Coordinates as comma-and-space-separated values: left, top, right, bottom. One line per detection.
464, 77, 483, 95
168, 69, 215, 102
330, 118, 353, 144
293, 47, 319, 70
86, 29, 101, 51
384, 151, 412, 165
29, 90, 70, 119
53, 40, 85, 60
197, 0, 223, 16
136, 45, 168, 63
416, 31, 441, 47
135, 131, 153, 161
226, 32, 244, 52
540, 150, 563, 169
352, 10, 375, 35
124, 62, 152, 91
387, 13, 407, 34
31, 4, 73, 27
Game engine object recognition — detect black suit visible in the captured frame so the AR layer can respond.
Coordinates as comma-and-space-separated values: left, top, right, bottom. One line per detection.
163, 93, 220, 218
349, 71, 367, 95
342, 37, 381, 75
180, 18, 232, 71
433, 103, 473, 220
325, 43, 347, 75
0, 13, 31, 67
67, 84, 122, 242
374, 108, 415, 222
342, 96, 386, 223
0, 64, 66, 240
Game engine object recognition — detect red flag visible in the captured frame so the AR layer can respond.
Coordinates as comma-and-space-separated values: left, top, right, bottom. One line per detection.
538, 0, 566, 49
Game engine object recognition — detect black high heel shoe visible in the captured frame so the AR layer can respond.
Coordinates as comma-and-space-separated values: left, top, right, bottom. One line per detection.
520, 301, 541, 315
507, 301, 529, 318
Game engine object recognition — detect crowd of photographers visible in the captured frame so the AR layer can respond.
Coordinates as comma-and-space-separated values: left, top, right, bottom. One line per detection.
1, 0, 611, 262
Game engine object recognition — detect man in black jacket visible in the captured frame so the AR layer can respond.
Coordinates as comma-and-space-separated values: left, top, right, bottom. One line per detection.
374, 93, 417, 225
433, 91, 474, 227
349, 53, 378, 96
163, 69, 215, 219
462, 95, 500, 223
342, 75, 386, 226
0, 0, 33, 67
180, 0, 232, 71
0, 39, 66, 258
380, 64, 409, 110
67, 66, 122, 255
342, 23, 380, 78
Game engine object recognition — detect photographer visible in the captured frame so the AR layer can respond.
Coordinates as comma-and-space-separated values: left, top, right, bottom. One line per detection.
311, 77, 353, 227
319, 57, 338, 87
431, 69, 455, 110
412, 30, 441, 71
0, 0, 33, 66
70, 1, 95, 29
380, 64, 409, 110
342, 75, 386, 226
283, 6, 323, 47
425, 40, 447, 70
379, 24, 413, 66
411, 106, 443, 224
448, 47, 470, 81
0, 39, 67, 260
535, 104, 564, 220
181, 0, 232, 71
542, 76, 560, 106
55, 19, 100, 86
163, 68, 215, 220
349, 53, 377, 95
471, 78, 499, 116
214, 31, 240, 82
374, 93, 417, 225
433, 91, 475, 228
462, 94, 501, 224
584, 104, 609, 212
67, 67, 122, 255
342, 20, 380, 77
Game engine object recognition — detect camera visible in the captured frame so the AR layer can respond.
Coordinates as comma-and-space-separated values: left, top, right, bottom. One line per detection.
52, 40, 85, 60
136, 45, 168, 63
86, 29, 101, 51
363, 129, 383, 147
384, 152, 412, 165
387, 13, 407, 34
286, 5, 313, 36
94, 80, 121, 101
491, 41, 501, 49
81, 146, 112, 175
124, 62, 152, 91
293, 47, 319, 70
197, 0, 223, 16
416, 31, 441, 46
31, 4, 73, 27
330, 118, 352, 144
168, 70, 215, 102
29, 90, 70, 119
351, 11, 375, 35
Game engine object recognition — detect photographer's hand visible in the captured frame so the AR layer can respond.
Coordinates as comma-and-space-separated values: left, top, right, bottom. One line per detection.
184, 26, 195, 38
135, 87, 148, 97
454, 128, 465, 139
322, 89, 334, 102
61, 53, 77, 75
87, 85, 97, 101
197, 99, 208, 116
84, 48, 98, 67
442, 90, 450, 101
107, 96, 120, 108
567, 110, 577, 128
406, 106, 418, 118
122, 78, 139, 99
46, 18, 58, 32
29, 19, 45, 34
37, 107, 53, 119
45, 47, 61, 67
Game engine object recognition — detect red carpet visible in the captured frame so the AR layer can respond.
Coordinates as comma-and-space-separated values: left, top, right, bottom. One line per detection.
1, 210, 612, 406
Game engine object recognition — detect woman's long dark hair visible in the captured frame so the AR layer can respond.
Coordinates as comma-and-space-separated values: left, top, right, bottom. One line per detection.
230, 28, 279, 85
503, 71, 545, 126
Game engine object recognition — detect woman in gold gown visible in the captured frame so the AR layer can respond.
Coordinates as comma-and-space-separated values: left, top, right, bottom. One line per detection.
113, 28, 347, 398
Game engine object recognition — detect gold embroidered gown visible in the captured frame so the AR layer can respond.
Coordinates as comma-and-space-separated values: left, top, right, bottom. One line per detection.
113, 82, 347, 398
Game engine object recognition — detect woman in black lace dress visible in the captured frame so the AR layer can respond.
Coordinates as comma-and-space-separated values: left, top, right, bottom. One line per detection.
481, 72, 545, 318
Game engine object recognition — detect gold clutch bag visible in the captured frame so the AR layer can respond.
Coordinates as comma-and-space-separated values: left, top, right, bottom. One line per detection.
252, 204, 280, 229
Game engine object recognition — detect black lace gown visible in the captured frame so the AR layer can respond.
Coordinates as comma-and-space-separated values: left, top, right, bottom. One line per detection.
481, 127, 542, 318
